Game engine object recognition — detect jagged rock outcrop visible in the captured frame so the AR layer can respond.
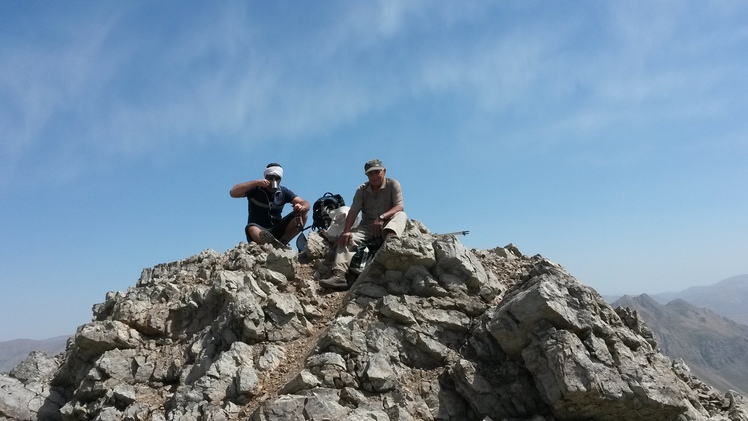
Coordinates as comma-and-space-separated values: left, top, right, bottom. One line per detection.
0, 351, 66, 420
1, 220, 747, 420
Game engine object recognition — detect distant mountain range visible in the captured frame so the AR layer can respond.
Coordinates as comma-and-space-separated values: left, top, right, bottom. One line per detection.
612, 294, 748, 395
0, 335, 69, 373
605, 275, 748, 326
649, 274, 748, 326
610, 273, 748, 395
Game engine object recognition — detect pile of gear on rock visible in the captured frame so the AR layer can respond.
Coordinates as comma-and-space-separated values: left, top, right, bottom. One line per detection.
230, 158, 407, 291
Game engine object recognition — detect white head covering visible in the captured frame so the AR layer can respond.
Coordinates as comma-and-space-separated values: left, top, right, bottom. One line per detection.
264, 166, 283, 179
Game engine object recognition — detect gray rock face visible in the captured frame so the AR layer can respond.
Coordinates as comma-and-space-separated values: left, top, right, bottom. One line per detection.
1, 221, 747, 421
1, 351, 65, 421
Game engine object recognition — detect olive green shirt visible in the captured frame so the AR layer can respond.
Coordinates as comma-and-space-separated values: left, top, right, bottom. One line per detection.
349, 178, 404, 226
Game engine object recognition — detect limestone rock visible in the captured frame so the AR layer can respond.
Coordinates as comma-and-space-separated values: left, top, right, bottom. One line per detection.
1, 221, 746, 421
0, 352, 64, 421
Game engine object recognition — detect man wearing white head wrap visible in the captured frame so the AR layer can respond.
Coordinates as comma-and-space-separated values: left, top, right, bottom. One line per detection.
264, 165, 283, 179
230, 162, 309, 247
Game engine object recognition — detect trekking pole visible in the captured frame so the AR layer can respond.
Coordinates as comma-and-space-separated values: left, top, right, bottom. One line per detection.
436, 230, 470, 236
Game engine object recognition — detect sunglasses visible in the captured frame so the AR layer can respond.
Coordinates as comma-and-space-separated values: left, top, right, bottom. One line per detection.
265, 175, 281, 181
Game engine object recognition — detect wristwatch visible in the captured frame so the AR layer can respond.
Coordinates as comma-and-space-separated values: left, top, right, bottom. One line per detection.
379, 214, 386, 221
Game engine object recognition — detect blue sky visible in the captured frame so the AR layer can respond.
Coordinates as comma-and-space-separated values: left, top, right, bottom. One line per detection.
1, 1, 747, 341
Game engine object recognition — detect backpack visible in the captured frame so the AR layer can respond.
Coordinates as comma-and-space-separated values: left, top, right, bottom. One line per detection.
311, 192, 345, 231
296, 192, 346, 253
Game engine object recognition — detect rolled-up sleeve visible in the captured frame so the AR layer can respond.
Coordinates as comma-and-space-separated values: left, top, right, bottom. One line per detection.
350, 183, 366, 216
390, 179, 403, 208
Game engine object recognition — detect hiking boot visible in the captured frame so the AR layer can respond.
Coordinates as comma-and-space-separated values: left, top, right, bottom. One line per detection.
259, 230, 285, 249
319, 270, 349, 291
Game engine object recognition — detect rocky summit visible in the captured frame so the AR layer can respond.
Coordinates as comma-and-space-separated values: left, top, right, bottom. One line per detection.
2, 220, 747, 421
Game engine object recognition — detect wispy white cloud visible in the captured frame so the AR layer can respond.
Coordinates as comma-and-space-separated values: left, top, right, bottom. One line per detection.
0, 6, 127, 186
406, 1, 748, 164
0, 2, 501, 187
1, 1, 747, 189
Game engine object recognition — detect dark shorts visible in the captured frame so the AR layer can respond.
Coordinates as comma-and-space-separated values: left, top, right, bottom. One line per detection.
245, 213, 296, 243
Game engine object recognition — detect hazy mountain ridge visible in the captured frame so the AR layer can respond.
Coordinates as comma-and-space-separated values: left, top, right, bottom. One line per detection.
0, 336, 69, 374
613, 294, 748, 395
650, 275, 748, 326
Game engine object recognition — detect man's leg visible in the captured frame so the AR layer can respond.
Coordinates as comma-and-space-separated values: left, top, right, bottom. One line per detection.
382, 211, 408, 238
268, 214, 296, 244
279, 212, 308, 244
333, 227, 371, 274
246, 225, 264, 243
320, 226, 372, 291
247, 224, 285, 248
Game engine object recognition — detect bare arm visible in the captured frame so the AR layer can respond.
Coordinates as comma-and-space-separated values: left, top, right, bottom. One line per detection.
230, 179, 268, 198
291, 196, 310, 213
337, 208, 360, 247
380, 204, 404, 220
381, 179, 404, 219
342, 209, 359, 233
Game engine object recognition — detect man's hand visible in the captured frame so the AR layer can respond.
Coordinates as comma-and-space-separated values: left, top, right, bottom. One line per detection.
338, 232, 353, 247
372, 218, 384, 238
293, 203, 306, 214
257, 179, 271, 189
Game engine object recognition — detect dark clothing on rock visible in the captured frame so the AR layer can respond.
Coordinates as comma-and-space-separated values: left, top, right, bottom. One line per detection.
243, 186, 297, 242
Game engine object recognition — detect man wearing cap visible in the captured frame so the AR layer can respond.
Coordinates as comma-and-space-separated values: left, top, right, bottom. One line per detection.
320, 158, 407, 290
230, 163, 310, 248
